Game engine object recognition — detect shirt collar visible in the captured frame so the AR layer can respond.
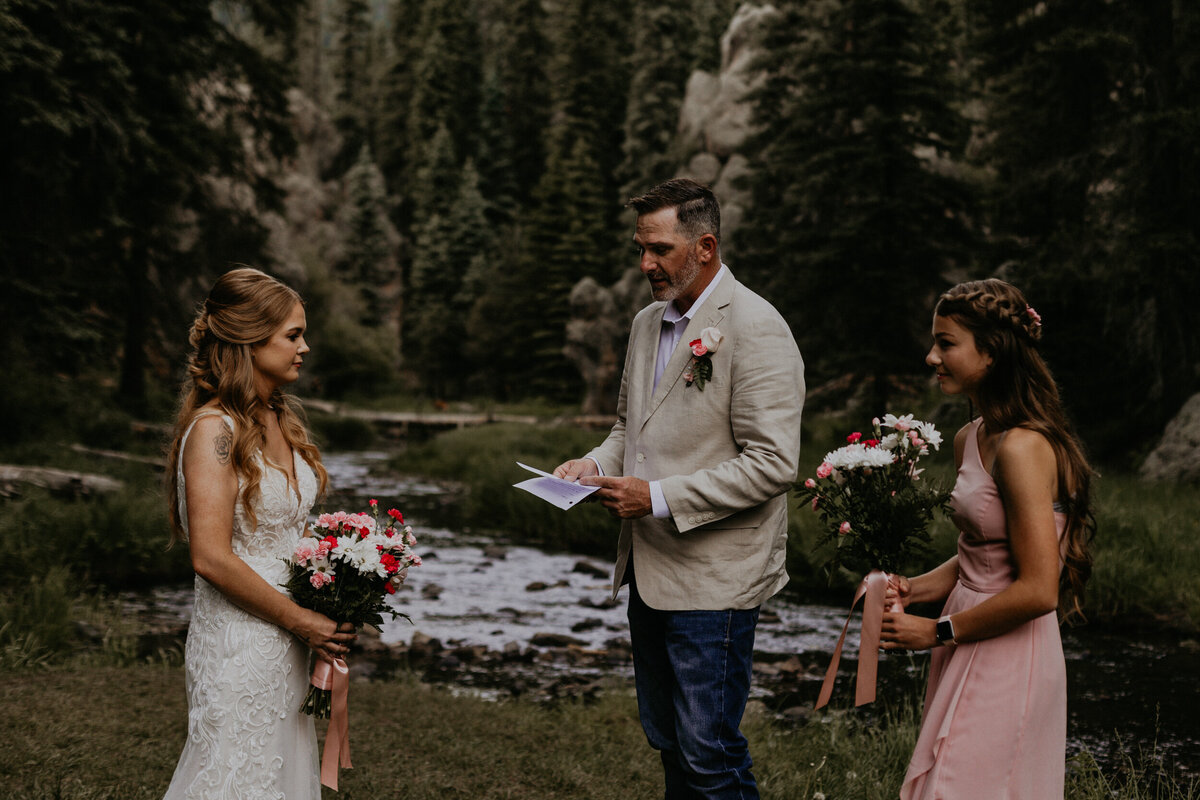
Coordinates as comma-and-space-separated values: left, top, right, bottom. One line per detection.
663, 264, 728, 324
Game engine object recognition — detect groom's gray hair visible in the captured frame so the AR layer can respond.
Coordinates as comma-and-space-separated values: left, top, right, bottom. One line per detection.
628, 178, 721, 245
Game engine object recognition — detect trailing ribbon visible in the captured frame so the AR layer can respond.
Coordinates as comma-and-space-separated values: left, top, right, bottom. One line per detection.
815, 569, 893, 710
313, 658, 352, 790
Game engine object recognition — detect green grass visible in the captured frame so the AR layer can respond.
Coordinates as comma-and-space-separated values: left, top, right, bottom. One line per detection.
0, 665, 1193, 799
1086, 474, 1200, 628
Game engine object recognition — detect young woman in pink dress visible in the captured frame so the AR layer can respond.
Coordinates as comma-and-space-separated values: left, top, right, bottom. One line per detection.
880, 279, 1096, 799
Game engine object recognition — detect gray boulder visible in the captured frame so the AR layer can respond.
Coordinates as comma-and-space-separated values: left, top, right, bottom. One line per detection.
1140, 393, 1200, 483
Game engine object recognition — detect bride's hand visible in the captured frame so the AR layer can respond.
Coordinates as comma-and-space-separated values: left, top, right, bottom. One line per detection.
295, 611, 357, 664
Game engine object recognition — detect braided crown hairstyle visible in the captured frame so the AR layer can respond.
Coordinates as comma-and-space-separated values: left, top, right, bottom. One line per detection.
935, 279, 1095, 621
166, 268, 327, 543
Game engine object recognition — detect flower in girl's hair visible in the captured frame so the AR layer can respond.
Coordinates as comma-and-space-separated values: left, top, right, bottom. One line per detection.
1026, 305, 1043, 327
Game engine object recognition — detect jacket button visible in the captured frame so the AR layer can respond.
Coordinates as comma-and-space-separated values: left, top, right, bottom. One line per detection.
636, 453, 645, 463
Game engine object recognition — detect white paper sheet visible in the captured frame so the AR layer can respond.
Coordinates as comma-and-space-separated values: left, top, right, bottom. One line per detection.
512, 462, 601, 510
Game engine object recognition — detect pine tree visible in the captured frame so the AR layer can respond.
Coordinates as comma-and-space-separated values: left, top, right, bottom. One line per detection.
494, 0, 551, 207
330, 0, 375, 175
738, 0, 975, 411
475, 69, 520, 226
405, 125, 465, 395
552, 0, 634, 242
619, 2, 695, 199
977, 1, 1200, 453
340, 144, 400, 325
404, 0, 482, 167
0, 0, 298, 412
504, 132, 617, 399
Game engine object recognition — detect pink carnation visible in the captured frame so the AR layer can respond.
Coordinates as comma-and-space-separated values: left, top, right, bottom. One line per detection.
293, 540, 317, 566
690, 338, 708, 357
804, 478, 817, 489
309, 570, 334, 589
816, 462, 833, 479
839, 521, 852, 535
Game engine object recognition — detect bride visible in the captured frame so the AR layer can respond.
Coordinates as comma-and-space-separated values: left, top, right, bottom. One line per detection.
162, 267, 355, 799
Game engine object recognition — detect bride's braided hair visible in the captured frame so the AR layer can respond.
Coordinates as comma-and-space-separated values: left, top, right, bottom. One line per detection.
166, 268, 327, 543
935, 279, 1095, 622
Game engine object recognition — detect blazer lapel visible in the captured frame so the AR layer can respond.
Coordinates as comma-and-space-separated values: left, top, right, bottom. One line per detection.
638, 273, 734, 432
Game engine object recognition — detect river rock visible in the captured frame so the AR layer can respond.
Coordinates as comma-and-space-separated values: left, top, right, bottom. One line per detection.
579, 596, 621, 610
409, 631, 443, 658
572, 561, 609, 579
451, 644, 488, 664
1140, 393, 1200, 483
570, 618, 604, 633
530, 632, 589, 648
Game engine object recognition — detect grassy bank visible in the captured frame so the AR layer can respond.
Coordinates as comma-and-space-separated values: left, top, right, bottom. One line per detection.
2, 664, 1193, 800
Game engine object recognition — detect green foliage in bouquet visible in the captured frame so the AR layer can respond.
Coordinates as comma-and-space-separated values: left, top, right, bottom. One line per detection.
795, 414, 952, 576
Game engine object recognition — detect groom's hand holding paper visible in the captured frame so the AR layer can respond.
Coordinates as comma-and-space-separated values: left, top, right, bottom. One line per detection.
514, 462, 601, 510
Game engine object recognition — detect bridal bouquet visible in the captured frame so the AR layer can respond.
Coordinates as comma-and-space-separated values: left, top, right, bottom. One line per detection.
285, 500, 422, 718
795, 413, 951, 576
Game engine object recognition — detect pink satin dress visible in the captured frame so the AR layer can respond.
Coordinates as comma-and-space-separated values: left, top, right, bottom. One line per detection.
900, 419, 1067, 799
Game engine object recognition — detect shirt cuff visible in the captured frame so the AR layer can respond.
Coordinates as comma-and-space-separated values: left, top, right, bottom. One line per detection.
650, 480, 670, 518
586, 457, 604, 477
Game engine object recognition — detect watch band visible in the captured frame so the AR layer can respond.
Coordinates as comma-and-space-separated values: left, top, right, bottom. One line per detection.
936, 615, 957, 645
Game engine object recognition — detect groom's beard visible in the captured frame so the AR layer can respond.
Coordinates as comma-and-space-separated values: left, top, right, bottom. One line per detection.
647, 250, 702, 303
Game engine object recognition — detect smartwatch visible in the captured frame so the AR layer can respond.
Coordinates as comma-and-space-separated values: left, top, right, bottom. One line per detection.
935, 615, 957, 646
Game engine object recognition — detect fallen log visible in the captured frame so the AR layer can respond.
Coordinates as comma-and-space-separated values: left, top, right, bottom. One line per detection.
68, 443, 166, 469
0, 465, 124, 497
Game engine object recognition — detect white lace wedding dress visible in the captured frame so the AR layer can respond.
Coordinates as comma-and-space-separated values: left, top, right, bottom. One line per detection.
164, 412, 321, 800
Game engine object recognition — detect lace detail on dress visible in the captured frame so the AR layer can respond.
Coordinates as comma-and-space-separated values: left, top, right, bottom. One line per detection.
164, 412, 321, 800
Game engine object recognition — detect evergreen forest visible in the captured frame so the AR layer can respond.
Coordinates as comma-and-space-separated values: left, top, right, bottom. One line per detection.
2, 0, 1198, 465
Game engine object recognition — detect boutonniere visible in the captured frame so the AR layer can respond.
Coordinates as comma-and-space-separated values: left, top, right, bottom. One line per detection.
684, 327, 723, 390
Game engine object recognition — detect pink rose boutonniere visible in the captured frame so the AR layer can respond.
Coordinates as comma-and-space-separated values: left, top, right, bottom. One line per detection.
684, 326, 723, 390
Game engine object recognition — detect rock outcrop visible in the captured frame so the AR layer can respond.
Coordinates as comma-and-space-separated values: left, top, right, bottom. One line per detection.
564, 268, 648, 415
676, 3, 777, 240
1140, 393, 1200, 483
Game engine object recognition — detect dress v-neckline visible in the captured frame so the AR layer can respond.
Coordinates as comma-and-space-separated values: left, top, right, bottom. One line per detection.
262, 448, 300, 501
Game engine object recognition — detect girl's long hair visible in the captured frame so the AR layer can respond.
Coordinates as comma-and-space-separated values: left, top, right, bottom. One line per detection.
166, 267, 327, 543
935, 279, 1096, 622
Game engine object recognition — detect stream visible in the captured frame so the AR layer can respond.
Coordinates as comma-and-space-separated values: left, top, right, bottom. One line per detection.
127, 449, 1200, 780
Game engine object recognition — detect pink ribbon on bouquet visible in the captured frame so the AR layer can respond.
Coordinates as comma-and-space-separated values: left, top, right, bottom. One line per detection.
313, 658, 352, 790
815, 569, 893, 710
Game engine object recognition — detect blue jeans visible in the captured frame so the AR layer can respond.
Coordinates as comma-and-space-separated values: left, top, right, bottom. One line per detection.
627, 572, 760, 800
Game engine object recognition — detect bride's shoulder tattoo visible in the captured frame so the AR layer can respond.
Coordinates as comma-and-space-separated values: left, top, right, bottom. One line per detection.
214, 422, 232, 465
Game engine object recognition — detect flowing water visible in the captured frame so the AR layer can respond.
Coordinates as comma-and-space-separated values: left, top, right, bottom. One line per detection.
129, 449, 1200, 779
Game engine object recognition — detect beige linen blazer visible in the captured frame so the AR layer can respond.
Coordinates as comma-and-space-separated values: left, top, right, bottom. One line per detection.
586, 270, 805, 611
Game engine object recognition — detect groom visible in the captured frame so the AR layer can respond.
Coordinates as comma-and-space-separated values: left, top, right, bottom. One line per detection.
554, 178, 804, 799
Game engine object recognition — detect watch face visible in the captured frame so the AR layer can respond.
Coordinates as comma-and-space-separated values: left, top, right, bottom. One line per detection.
936, 618, 953, 642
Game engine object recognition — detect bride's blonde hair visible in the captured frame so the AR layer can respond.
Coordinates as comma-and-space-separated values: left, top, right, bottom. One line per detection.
166, 267, 327, 543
